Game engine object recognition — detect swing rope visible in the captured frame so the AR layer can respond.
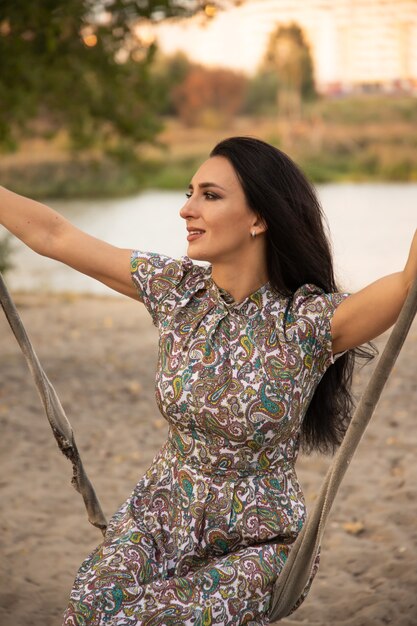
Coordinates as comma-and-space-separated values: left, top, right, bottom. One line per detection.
269, 276, 417, 622
0, 273, 107, 535
1, 272, 416, 620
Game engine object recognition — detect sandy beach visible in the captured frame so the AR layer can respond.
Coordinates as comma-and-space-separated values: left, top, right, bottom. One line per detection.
0, 292, 416, 626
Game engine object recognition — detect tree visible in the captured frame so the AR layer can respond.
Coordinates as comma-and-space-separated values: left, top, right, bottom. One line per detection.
243, 70, 279, 116
261, 23, 316, 118
172, 65, 247, 126
0, 0, 229, 154
152, 51, 194, 115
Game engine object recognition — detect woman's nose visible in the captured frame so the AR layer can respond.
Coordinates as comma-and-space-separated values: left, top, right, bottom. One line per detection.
179, 195, 198, 220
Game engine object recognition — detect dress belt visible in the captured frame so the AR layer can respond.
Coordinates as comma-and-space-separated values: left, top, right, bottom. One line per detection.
167, 438, 294, 479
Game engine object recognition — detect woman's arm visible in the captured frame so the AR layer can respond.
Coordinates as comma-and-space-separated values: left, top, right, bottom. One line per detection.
0, 186, 137, 299
331, 229, 417, 354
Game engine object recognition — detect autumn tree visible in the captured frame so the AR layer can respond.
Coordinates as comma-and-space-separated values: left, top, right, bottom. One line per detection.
172, 66, 248, 127
261, 22, 316, 118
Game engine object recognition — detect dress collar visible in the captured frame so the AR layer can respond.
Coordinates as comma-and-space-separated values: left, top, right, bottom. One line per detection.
205, 272, 271, 315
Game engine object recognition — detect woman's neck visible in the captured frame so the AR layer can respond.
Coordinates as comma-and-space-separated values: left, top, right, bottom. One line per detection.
211, 263, 269, 304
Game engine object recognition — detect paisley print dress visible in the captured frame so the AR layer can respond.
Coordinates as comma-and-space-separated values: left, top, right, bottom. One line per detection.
63, 251, 348, 626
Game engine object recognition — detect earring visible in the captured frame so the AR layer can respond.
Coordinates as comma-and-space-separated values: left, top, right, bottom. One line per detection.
251, 230, 257, 239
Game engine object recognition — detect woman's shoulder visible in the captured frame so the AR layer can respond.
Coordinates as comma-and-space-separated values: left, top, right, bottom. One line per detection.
131, 250, 208, 282
288, 283, 349, 317
267, 283, 349, 336
130, 250, 210, 323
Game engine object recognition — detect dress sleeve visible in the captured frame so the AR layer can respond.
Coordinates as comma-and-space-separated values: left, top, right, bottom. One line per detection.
130, 250, 194, 325
289, 284, 350, 374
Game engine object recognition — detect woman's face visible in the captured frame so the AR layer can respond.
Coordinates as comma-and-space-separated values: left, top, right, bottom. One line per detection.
180, 156, 263, 265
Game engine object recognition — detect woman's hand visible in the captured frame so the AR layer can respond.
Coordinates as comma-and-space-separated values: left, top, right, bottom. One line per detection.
0, 186, 137, 299
331, 229, 417, 354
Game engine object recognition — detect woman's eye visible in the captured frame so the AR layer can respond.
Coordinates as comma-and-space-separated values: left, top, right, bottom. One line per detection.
185, 190, 220, 200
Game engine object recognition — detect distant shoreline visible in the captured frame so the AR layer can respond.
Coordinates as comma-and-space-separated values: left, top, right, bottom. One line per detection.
2, 104, 417, 199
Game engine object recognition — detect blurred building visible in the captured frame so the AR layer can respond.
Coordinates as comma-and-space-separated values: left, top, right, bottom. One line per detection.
157, 0, 417, 94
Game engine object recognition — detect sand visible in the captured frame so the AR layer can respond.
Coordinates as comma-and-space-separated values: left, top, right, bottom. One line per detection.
0, 292, 416, 626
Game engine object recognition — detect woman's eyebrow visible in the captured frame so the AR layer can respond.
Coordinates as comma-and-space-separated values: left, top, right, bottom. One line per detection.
188, 182, 226, 191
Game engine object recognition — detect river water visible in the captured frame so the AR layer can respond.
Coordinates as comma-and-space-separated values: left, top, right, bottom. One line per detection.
4, 183, 416, 295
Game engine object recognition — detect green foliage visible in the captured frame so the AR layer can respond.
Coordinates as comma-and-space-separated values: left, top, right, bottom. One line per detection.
0, 153, 206, 198
0, 0, 218, 154
152, 52, 195, 115
0, 159, 147, 198
379, 158, 415, 181
309, 95, 417, 125
142, 154, 205, 189
299, 144, 417, 183
243, 70, 278, 115
0, 234, 14, 274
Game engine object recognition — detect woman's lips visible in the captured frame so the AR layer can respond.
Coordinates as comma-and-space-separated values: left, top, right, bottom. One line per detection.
187, 230, 205, 242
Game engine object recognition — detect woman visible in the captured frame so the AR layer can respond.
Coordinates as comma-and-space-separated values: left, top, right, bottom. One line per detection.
1, 137, 416, 625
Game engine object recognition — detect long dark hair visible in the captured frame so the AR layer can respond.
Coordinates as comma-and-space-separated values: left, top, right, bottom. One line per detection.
210, 136, 374, 455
